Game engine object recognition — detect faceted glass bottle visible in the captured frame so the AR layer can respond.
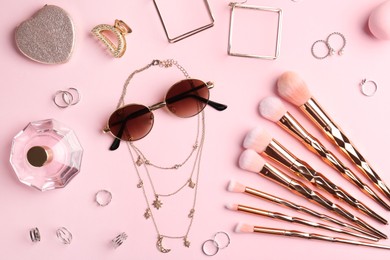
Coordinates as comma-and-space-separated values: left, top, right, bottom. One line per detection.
10, 119, 83, 191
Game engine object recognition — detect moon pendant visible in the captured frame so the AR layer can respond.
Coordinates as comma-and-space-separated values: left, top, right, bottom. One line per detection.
156, 236, 171, 253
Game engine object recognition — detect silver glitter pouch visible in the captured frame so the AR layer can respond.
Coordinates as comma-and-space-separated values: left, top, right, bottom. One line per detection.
15, 5, 75, 64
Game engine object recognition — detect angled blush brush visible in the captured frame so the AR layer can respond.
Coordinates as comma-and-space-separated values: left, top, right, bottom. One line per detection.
227, 180, 379, 239
277, 71, 390, 201
235, 223, 390, 250
238, 149, 386, 239
226, 203, 378, 241
243, 126, 387, 224
258, 96, 390, 212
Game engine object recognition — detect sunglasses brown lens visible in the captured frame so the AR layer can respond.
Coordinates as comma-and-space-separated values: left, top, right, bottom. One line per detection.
165, 79, 209, 118
108, 104, 154, 141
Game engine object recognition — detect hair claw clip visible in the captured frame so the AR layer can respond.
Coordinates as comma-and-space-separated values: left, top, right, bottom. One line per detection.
91, 20, 132, 58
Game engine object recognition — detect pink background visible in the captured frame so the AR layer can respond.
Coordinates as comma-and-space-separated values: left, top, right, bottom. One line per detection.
1, 0, 390, 259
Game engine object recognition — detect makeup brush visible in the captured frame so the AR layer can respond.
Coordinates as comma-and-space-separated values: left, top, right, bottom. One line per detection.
277, 71, 390, 201
226, 203, 377, 241
238, 149, 386, 239
243, 126, 387, 224
259, 96, 390, 212
235, 223, 390, 250
227, 180, 378, 239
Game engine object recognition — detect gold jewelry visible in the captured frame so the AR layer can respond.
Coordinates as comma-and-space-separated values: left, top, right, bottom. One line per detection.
153, 0, 214, 43
227, 2, 283, 60
115, 59, 206, 252
127, 111, 205, 253
91, 20, 132, 58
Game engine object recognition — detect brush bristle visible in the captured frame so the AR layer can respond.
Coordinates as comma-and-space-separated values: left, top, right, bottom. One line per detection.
239, 149, 265, 173
259, 96, 287, 122
235, 223, 254, 233
243, 127, 273, 153
225, 203, 239, 210
227, 180, 246, 193
277, 71, 311, 106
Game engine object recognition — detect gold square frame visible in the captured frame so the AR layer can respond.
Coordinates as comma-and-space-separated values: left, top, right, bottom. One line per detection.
153, 0, 215, 43
227, 3, 283, 60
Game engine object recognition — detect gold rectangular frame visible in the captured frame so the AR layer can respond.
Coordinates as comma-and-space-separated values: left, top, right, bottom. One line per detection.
153, 0, 215, 43
227, 3, 283, 60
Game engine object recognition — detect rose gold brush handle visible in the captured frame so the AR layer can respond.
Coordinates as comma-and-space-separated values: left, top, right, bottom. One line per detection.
264, 140, 387, 224
236, 204, 377, 241
301, 98, 390, 201
260, 163, 386, 239
252, 226, 390, 250
278, 112, 390, 211
244, 186, 380, 239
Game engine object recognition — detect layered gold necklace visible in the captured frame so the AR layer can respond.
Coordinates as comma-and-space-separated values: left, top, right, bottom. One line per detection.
126, 111, 205, 252
115, 59, 206, 252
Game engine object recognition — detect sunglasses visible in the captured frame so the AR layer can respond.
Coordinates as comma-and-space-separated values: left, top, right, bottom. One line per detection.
104, 78, 227, 150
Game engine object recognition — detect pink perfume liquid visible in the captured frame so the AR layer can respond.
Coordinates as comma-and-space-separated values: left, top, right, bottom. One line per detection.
10, 119, 83, 191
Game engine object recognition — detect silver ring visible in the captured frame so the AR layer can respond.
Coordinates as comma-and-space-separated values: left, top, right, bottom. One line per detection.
213, 231, 230, 249
202, 239, 219, 256
53, 88, 80, 108
112, 232, 128, 249
30, 227, 41, 243
311, 40, 330, 59
360, 78, 378, 97
61, 91, 73, 105
53, 90, 74, 108
56, 227, 72, 244
96, 190, 112, 206
67, 88, 81, 105
326, 32, 346, 56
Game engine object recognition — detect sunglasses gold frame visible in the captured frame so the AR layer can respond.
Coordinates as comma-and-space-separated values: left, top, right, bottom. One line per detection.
103, 79, 227, 150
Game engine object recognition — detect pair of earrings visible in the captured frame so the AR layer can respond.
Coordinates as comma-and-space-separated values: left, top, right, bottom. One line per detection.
311, 32, 347, 59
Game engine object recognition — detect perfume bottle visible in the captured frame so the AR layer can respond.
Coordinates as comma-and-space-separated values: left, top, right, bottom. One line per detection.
10, 119, 83, 191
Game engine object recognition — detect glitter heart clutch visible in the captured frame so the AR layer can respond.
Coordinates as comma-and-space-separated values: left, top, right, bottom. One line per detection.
15, 5, 75, 64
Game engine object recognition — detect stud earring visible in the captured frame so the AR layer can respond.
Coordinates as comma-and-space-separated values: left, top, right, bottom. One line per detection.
91, 20, 132, 58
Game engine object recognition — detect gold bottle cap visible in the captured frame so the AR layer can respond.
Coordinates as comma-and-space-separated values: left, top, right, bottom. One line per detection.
27, 146, 52, 167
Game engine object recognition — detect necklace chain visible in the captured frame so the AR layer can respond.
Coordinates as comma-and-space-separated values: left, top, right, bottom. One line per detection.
126, 111, 205, 250
132, 112, 204, 197
122, 59, 196, 169
130, 116, 200, 170
119, 59, 205, 252
117, 59, 190, 109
